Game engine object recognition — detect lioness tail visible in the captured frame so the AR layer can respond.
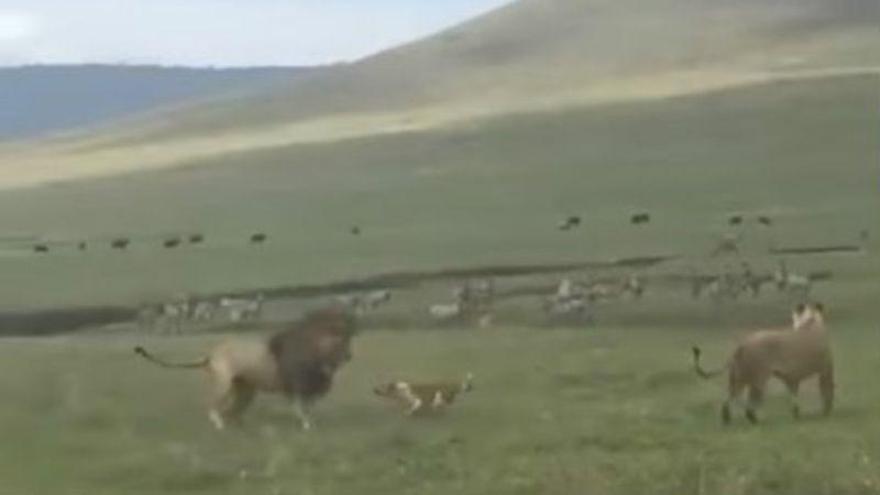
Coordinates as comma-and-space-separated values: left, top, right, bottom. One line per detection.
134, 346, 209, 369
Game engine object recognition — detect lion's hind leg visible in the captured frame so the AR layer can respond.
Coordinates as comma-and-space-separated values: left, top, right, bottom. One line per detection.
225, 380, 256, 427
722, 368, 746, 425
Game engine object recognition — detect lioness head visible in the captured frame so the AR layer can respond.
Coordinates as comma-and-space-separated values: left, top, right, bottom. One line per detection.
792, 302, 825, 330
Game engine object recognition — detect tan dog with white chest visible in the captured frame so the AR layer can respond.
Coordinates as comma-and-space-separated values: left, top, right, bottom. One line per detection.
374, 373, 473, 415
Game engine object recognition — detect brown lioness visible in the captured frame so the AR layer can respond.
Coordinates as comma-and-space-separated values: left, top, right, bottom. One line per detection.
692, 303, 833, 424
374, 373, 474, 416
135, 307, 355, 431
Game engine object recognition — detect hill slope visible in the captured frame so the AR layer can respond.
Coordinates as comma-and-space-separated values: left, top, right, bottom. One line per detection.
1, 0, 875, 190
0, 65, 310, 140
116, 0, 880, 141
0, 75, 874, 309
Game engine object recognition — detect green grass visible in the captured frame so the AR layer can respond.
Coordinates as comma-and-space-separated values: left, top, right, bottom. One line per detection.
0, 70, 875, 493
0, 75, 875, 309
0, 288, 878, 495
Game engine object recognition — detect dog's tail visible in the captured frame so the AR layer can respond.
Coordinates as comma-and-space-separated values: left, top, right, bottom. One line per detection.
461, 372, 474, 392
134, 346, 208, 369
692, 346, 727, 379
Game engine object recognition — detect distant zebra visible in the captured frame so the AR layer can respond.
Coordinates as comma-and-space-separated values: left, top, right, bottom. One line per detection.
774, 261, 811, 298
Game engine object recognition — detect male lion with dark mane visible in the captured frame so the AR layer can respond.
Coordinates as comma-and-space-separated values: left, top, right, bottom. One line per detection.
692, 302, 833, 425
134, 307, 355, 431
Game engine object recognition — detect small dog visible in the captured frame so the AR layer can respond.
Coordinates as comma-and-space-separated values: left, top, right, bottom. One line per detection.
374, 373, 474, 415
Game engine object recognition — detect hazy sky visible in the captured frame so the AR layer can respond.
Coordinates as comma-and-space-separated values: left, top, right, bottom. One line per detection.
0, 0, 511, 67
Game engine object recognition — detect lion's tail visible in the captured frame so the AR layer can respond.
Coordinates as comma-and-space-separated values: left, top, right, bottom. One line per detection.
134, 346, 208, 369
692, 346, 727, 379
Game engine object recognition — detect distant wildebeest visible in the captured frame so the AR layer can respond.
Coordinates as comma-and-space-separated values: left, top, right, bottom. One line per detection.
693, 303, 833, 424
32, 244, 49, 253
77, 241, 87, 251
111, 238, 130, 250
350, 226, 361, 236
188, 234, 204, 244
250, 233, 268, 244
728, 215, 743, 226
631, 212, 651, 225
163, 237, 181, 249
558, 215, 581, 231
758, 215, 773, 226
135, 307, 356, 430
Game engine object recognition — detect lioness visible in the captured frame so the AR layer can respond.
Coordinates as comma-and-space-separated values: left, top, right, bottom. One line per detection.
135, 307, 355, 431
693, 303, 833, 424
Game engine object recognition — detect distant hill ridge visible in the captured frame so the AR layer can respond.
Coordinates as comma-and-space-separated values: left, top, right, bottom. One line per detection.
0, 64, 311, 140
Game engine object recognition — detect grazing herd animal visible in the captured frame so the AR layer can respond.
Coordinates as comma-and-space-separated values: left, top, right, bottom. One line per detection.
693, 303, 832, 424
26, 232, 275, 255
727, 214, 774, 226
136, 308, 356, 430
219, 294, 265, 323
429, 279, 495, 325
558, 215, 581, 231
163, 237, 181, 249
690, 262, 801, 303
429, 301, 464, 322
631, 212, 651, 225
111, 238, 130, 250
773, 260, 812, 298
711, 233, 742, 257
138, 293, 266, 333
335, 290, 393, 315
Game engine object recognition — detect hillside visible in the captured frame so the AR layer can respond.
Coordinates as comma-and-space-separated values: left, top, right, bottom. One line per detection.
1, 0, 876, 189
0, 65, 310, 140
111, 0, 880, 141
0, 74, 874, 309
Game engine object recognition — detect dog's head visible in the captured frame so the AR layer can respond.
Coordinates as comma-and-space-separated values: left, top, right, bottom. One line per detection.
373, 381, 408, 399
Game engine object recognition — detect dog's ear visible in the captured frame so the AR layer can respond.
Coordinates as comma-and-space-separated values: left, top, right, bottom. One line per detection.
813, 302, 825, 314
